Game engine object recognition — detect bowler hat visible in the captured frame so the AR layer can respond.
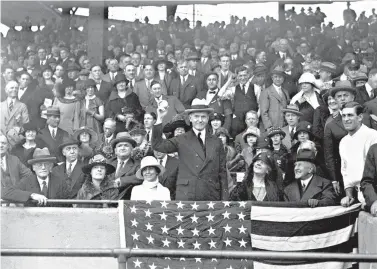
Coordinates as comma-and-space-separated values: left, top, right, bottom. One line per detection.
330, 80, 357, 97
282, 104, 303, 116
45, 106, 60, 117
58, 136, 80, 153
73, 126, 98, 144
296, 148, 316, 164
185, 99, 214, 114
27, 147, 57, 165
111, 132, 137, 149
135, 156, 165, 179
82, 154, 116, 175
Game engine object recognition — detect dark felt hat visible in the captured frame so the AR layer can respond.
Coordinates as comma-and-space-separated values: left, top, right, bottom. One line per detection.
111, 132, 137, 149
27, 147, 56, 165
82, 154, 116, 175
296, 148, 316, 164
330, 80, 357, 97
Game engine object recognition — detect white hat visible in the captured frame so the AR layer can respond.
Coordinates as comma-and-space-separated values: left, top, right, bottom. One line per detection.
185, 98, 214, 114
298, 73, 316, 85
136, 156, 165, 179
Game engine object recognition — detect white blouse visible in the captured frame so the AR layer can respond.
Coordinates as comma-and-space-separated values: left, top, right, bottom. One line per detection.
130, 182, 171, 201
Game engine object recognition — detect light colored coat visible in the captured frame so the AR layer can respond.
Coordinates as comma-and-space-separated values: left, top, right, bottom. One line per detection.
0, 99, 29, 134
130, 182, 171, 201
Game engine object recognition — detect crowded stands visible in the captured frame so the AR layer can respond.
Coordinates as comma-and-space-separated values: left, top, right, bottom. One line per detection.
1, 3, 377, 217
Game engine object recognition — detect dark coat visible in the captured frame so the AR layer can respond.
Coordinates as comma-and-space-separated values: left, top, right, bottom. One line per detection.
51, 161, 86, 199
294, 92, 325, 124
27, 86, 55, 129
170, 75, 200, 108
35, 127, 69, 162
105, 90, 144, 133
312, 105, 330, 140
355, 84, 372, 105
95, 80, 114, 103
152, 123, 229, 201
361, 143, 377, 209
10, 140, 46, 167
1, 154, 33, 187
284, 175, 337, 206
159, 156, 179, 200
19, 84, 37, 113
95, 133, 116, 160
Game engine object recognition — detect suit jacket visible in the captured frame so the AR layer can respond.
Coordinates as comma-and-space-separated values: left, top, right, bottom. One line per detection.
152, 124, 229, 201
110, 158, 142, 200
134, 66, 145, 81
95, 133, 116, 160
95, 80, 114, 103
284, 175, 337, 206
1, 154, 33, 187
356, 85, 372, 105
145, 95, 185, 126
361, 143, 377, 209
51, 161, 86, 198
35, 127, 69, 162
19, 84, 37, 109
0, 99, 29, 133
170, 75, 199, 108
159, 156, 179, 200
133, 79, 152, 109
230, 56, 245, 72
281, 125, 297, 151
259, 85, 290, 130
102, 71, 121, 83
218, 71, 234, 89
153, 72, 172, 96
198, 58, 213, 74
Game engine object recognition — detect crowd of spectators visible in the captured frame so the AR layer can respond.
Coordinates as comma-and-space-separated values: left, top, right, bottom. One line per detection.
1, 3, 377, 216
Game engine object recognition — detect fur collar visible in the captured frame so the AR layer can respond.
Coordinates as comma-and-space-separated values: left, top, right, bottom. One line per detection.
80, 176, 117, 200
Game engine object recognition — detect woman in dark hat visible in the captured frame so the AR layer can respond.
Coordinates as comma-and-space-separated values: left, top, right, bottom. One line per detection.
230, 152, 282, 202
162, 114, 191, 138
266, 127, 289, 174
209, 112, 225, 135
73, 126, 99, 164
38, 65, 56, 92
53, 79, 80, 135
10, 121, 46, 167
75, 153, 118, 208
78, 79, 105, 134
153, 58, 174, 95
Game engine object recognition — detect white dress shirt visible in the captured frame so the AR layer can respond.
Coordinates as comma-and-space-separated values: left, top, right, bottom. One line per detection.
37, 176, 50, 191
365, 83, 374, 98
205, 88, 218, 104
180, 75, 188, 85
201, 57, 208, 65
279, 51, 287, 59
48, 126, 58, 138
189, 70, 196, 76
192, 128, 206, 144
273, 84, 283, 97
300, 175, 313, 191
105, 134, 114, 144
1, 155, 6, 171
18, 87, 27, 100
66, 159, 78, 173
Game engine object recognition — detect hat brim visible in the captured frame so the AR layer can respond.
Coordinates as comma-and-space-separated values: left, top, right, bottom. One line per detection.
282, 109, 304, 116
163, 120, 191, 133
28, 157, 57, 165
319, 67, 336, 74
73, 128, 99, 144
135, 164, 165, 179
187, 57, 200, 61
267, 130, 286, 139
58, 141, 81, 153
293, 130, 315, 140
243, 132, 259, 143
330, 87, 357, 97
154, 59, 174, 70
271, 71, 286, 76
111, 137, 137, 149
82, 162, 116, 175
45, 112, 60, 117
185, 107, 214, 114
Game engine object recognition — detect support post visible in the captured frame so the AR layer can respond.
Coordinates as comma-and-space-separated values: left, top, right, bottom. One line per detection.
88, 1, 108, 66
118, 255, 127, 269
278, 3, 286, 35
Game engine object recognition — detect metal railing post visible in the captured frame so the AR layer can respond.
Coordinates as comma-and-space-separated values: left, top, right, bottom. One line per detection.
118, 255, 127, 269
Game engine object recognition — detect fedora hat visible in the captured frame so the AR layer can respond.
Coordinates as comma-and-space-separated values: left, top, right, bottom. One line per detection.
186, 52, 200, 61
282, 104, 303, 116
111, 132, 137, 149
296, 148, 316, 164
135, 156, 165, 179
270, 65, 285, 76
185, 99, 214, 114
293, 121, 315, 140
82, 154, 116, 175
73, 127, 98, 144
330, 80, 357, 97
27, 147, 57, 165
266, 126, 286, 139
242, 127, 261, 143
253, 64, 267, 76
45, 106, 61, 117
58, 136, 80, 153
79, 69, 90, 76
67, 64, 80, 72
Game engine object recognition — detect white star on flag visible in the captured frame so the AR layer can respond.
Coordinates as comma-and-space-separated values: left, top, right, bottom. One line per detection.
227, 265, 234, 269
208, 226, 216, 235
239, 238, 247, 248
180, 258, 186, 261
223, 224, 232, 233
206, 213, 215, 222
239, 202, 247, 208
130, 205, 137, 213
177, 239, 185, 248
145, 199, 152, 205
190, 214, 198, 223
149, 263, 157, 269
176, 213, 184, 222
238, 225, 247, 234
131, 219, 138, 227
160, 201, 168, 208
145, 222, 153, 231
238, 212, 246, 220
161, 225, 169, 234
176, 201, 184, 209
223, 201, 231, 207
224, 237, 232, 246
193, 240, 201, 250
191, 202, 199, 210
159, 212, 167, 220
133, 259, 142, 268
195, 258, 202, 263
144, 209, 152, 218
207, 201, 216, 209
176, 226, 185, 235
208, 240, 217, 249
212, 258, 218, 262
146, 235, 155, 244
132, 232, 139, 241
162, 238, 171, 247
222, 211, 230, 219
192, 228, 200, 236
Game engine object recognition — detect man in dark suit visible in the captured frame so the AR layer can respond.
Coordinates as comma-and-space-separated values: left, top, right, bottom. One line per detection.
198, 44, 213, 74
169, 60, 200, 108
361, 143, 377, 215
95, 118, 117, 160
111, 132, 142, 200
35, 47, 49, 70
356, 68, 377, 105
35, 107, 69, 162
17, 72, 36, 114
284, 148, 337, 207
154, 150, 179, 200
152, 100, 229, 201
2, 147, 69, 205
102, 59, 121, 83
58, 47, 70, 70
52, 137, 85, 198
229, 43, 245, 72
91, 65, 114, 103
187, 52, 206, 90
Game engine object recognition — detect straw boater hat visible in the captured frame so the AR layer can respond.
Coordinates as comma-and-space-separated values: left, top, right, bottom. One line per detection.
27, 147, 57, 165
186, 51, 201, 61
45, 107, 61, 117
82, 154, 116, 175
329, 80, 357, 97
111, 132, 137, 149
58, 136, 80, 153
319, 62, 337, 74
185, 99, 214, 114
73, 126, 98, 144
267, 127, 286, 139
282, 104, 304, 116
135, 156, 165, 179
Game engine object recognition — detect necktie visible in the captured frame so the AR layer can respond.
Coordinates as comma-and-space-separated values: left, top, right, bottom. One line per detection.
370, 90, 375, 99
302, 183, 306, 191
67, 162, 72, 177
147, 80, 151, 89
197, 132, 205, 152
181, 76, 185, 85
115, 160, 124, 178
41, 181, 48, 196
209, 90, 216, 94
9, 100, 13, 112
159, 158, 163, 166
146, 131, 150, 142
290, 128, 295, 141
51, 129, 56, 139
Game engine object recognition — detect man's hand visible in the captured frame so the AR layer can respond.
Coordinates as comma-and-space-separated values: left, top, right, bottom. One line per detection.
156, 105, 168, 124
370, 201, 377, 217
30, 193, 47, 206
117, 114, 127, 122
308, 199, 319, 208
340, 196, 355, 207
332, 181, 341, 195
114, 178, 121, 187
